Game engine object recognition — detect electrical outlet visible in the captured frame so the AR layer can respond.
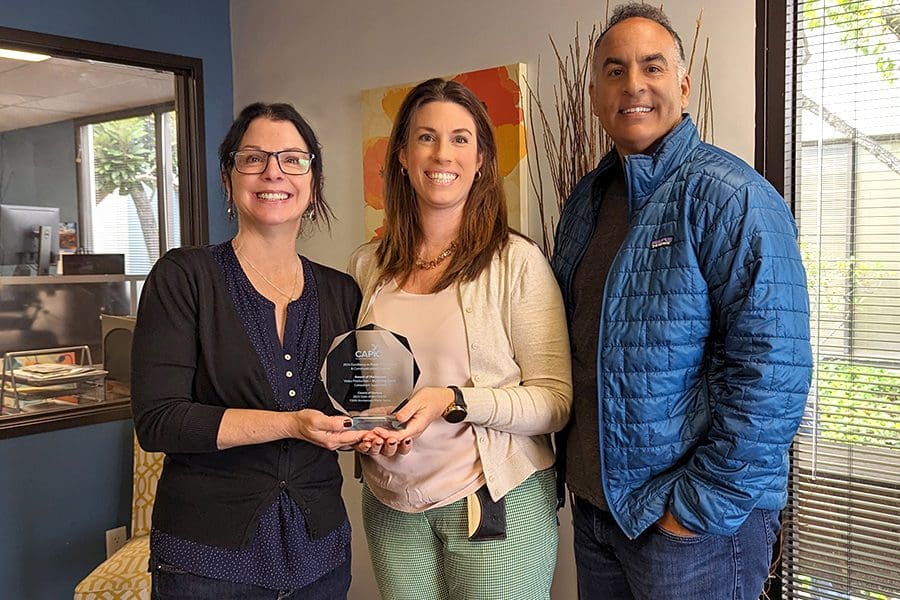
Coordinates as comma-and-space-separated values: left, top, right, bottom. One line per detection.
105, 526, 127, 558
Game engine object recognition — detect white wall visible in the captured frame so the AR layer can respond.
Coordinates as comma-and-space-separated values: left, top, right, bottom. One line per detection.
230, 1, 757, 598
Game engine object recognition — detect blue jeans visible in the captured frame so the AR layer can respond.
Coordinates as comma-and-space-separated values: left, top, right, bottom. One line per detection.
150, 555, 351, 600
571, 495, 779, 600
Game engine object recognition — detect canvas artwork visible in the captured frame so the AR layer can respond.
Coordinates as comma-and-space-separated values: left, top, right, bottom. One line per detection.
360, 64, 527, 240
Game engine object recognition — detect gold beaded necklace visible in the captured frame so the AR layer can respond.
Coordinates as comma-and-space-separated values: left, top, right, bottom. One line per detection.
415, 241, 458, 270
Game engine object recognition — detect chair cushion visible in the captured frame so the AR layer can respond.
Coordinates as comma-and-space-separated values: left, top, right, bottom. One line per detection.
131, 436, 164, 537
73, 535, 150, 599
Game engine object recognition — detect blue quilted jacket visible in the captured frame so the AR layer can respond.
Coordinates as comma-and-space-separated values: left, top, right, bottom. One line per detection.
551, 117, 812, 538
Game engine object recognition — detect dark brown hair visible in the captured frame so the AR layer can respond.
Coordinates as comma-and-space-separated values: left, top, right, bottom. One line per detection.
219, 102, 333, 229
376, 78, 509, 292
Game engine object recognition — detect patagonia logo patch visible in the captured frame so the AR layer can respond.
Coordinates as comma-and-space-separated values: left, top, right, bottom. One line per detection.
651, 236, 674, 249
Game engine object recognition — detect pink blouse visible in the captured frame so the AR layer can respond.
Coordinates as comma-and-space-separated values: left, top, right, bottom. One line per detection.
360, 279, 484, 512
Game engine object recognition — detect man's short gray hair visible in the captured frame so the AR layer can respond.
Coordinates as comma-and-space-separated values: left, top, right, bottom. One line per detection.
595, 2, 687, 77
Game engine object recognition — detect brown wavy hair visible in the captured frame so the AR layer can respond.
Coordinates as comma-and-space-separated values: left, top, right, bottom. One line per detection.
375, 78, 509, 292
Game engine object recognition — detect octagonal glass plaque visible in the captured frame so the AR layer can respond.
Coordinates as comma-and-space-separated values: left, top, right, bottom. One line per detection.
321, 323, 419, 430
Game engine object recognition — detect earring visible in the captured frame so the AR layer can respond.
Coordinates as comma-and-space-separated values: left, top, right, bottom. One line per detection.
226, 200, 235, 221
400, 166, 408, 177
304, 207, 317, 222
474, 170, 482, 181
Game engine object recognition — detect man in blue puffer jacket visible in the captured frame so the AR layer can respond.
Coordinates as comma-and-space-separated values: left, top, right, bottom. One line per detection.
551, 3, 812, 599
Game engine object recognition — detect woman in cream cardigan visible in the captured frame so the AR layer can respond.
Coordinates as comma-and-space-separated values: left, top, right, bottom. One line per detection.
348, 78, 572, 600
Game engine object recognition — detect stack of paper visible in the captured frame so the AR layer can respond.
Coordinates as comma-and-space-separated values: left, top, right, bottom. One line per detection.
7, 363, 108, 385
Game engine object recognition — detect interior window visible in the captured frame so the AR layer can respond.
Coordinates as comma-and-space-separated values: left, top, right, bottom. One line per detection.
0, 25, 206, 434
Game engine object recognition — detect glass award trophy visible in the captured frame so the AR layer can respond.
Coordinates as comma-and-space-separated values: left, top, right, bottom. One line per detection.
321, 323, 420, 430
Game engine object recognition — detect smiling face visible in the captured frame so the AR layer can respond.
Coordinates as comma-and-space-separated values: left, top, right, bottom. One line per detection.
590, 16, 690, 157
399, 101, 484, 215
226, 117, 312, 233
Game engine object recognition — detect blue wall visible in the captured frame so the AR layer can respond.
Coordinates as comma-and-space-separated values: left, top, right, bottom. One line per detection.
0, 2, 232, 598
0, 422, 133, 599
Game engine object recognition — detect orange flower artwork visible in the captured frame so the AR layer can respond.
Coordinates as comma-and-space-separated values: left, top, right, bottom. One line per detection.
360, 64, 527, 241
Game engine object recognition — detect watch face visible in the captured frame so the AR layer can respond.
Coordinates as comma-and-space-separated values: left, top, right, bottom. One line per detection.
444, 406, 466, 423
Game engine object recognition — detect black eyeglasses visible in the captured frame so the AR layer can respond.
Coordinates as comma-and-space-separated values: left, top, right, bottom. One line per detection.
230, 150, 315, 175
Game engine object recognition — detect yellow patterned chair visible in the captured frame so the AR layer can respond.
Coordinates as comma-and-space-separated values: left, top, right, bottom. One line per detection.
74, 434, 164, 600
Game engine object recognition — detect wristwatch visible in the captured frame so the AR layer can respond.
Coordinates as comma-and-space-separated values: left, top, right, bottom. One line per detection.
443, 385, 468, 423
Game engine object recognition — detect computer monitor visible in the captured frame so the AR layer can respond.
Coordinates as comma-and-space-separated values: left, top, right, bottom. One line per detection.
0, 204, 61, 276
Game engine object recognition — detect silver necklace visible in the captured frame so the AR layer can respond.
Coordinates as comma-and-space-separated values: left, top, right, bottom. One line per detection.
415, 241, 457, 270
235, 245, 301, 301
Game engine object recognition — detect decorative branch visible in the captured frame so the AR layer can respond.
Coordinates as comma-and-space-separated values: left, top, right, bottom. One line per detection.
524, 23, 608, 255
696, 38, 715, 143
687, 8, 703, 77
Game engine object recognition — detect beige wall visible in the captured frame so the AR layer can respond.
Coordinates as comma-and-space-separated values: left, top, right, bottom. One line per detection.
230, 1, 757, 598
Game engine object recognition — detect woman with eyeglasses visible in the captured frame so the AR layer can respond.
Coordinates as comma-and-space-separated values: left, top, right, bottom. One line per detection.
349, 79, 573, 599
132, 102, 365, 599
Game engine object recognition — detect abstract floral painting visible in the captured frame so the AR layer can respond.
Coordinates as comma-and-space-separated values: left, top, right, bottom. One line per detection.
361, 64, 527, 240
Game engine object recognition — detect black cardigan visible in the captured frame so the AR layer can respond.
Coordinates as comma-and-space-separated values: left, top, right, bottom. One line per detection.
131, 246, 361, 549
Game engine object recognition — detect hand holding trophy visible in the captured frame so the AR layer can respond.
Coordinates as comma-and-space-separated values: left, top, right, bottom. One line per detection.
321, 324, 419, 430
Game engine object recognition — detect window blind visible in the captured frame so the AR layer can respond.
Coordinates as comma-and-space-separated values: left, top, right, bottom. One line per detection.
783, 1, 900, 599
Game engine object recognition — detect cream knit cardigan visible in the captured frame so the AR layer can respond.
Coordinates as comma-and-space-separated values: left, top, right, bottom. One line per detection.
348, 235, 573, 501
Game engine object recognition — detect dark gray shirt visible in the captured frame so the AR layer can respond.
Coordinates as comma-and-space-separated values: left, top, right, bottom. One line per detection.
566, 164, 629, 510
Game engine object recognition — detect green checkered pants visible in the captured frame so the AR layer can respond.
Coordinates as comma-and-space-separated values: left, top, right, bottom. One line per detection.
362, 468, 558, 600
